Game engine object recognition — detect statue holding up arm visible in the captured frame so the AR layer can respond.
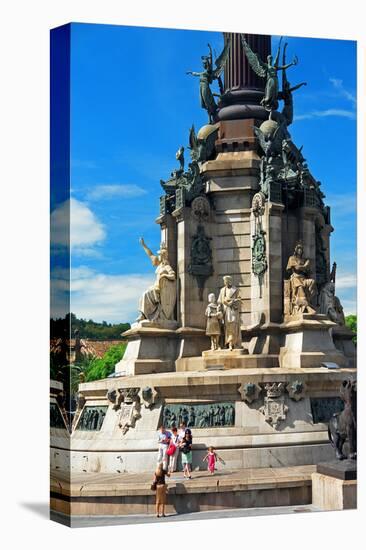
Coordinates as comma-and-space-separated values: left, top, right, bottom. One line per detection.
241, 35, 298, 112
137, 238, 177, 323
279, 42, 307, 125
187, 40, 231, 124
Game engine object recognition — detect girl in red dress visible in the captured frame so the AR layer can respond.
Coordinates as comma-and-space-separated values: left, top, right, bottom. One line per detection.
203, 446, 225, 475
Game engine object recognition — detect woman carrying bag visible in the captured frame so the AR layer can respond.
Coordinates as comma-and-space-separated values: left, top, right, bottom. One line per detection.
151, 462, 170, 517
179, 428, 193, 479
167, 426, 180, 473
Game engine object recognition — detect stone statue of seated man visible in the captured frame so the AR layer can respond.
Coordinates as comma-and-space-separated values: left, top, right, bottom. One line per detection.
137, 238, 177, 323
286, 242, 317, 315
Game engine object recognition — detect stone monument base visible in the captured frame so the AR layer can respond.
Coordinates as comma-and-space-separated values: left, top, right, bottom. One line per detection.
57, 365, 356, 475
312, 461, 357, 510
115, 324, 178, 375
332, 325, 356, 368
280, 314, 349, 369
201, 349, 280, 370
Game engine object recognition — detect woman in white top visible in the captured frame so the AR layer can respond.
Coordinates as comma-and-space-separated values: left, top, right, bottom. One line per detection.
168, 426, 180, 473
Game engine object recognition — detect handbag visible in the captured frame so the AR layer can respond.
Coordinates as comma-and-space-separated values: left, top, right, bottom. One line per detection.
166, 442, 177, 456
151, 480, 157, 491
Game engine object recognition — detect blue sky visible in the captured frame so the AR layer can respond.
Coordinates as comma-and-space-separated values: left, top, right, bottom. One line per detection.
53, 23, 356, 323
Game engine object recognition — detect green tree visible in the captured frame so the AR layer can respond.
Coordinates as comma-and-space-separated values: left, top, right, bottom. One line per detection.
84, 343, 127, 382
345, 314, 357, 344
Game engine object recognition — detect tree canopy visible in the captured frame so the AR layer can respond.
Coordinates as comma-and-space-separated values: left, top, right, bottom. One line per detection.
345, 314, 357, 343
50, 313, 130, 340
83, 343, 127, 381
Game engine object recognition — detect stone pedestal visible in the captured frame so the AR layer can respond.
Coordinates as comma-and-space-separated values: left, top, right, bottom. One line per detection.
115, 324, 178, 375
312, 461, 357, 510
280, 314, 349, 369
201, 348, 280, 370
332, 325, 356, 368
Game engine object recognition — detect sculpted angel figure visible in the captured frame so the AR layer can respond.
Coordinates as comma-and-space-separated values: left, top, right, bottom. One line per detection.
278, 42, 306, 125
241, 36, 298, 111
187, 39, 231, 123
137, 238, 177, 323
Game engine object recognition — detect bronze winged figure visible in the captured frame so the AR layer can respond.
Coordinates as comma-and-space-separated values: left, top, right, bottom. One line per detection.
240, 35, 298, 112
187, 38, 231, 123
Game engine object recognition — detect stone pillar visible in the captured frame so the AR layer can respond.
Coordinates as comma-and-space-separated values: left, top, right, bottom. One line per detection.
223, 32, 271, 92
248, 196, 283, 356
202, 147, 261, 327
219, 33, 271, 121
173, 204, 214, 365
156, 213, 177, 273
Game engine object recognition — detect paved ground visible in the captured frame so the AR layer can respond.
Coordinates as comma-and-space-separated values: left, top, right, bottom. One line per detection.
51, 504, 322, 528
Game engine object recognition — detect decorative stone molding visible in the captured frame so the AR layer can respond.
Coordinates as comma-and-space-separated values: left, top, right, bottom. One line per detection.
188, 222, 213, 301
108, 387, 140, 411
238, 382, 262, 403
251, 192, 267, 298
191, 195, 210, 222
121, 387, 140, 403
252, 192, 266, 217
106, 389, 117, 404
287, 380, 307, 401
139, 386, 159, 409
259, 382, 288, 428
109, 387, 142, 435
118, 401, 141, 435
263, 382, 286, 398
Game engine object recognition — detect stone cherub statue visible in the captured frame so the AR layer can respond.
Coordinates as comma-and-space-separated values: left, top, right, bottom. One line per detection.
187, 39, 231, 123
137, 238, 177, 323
241, 35, 298, 112
205, 293, 223, 351
217, 276, 242, 351
286, 242, 317, 315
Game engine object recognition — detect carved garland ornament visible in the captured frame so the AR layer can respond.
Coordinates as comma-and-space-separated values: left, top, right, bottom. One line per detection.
251, 193, 267, 299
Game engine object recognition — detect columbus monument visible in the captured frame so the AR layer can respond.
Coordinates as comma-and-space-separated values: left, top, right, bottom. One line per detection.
57, 33, 356, 482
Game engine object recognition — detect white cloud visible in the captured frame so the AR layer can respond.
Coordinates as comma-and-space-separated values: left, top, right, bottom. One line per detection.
70, 268, 155, 323
51, 198, 106, 256
70, 198, 105, 248
329, 78, 356, 105
86, 184, 147, 201
294, 109, 356, 121
336, 273, 357, 289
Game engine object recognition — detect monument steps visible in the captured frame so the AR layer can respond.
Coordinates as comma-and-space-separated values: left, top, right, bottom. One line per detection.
51, 465, 314, 517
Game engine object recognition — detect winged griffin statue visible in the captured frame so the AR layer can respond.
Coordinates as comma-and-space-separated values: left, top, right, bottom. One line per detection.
240, 35, 298, 112
187, 39, 231, 123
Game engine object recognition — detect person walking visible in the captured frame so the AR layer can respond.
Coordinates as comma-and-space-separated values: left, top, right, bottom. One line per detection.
167, 426, 180, 474
179, 428, 193, 479
202, 446, 225, 475
152, 463, 170, 518
157, 425, 171, 470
